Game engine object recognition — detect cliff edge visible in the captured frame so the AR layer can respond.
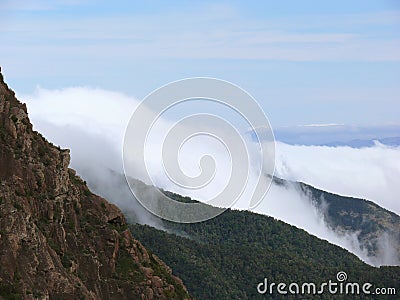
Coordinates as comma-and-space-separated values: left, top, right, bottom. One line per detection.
0, 68, 190, 300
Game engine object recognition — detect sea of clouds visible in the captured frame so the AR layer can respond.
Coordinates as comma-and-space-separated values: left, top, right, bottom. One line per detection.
19, 86, 400, 266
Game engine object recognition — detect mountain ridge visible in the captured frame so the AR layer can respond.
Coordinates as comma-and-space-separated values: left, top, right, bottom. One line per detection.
269, 176, 400, 265
0, 68, 191, 299
131, 206, 400, 299
120, 178, 400, 298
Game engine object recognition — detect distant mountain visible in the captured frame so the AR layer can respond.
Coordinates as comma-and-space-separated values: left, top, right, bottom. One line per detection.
254, 124, 400, 146
0, 68, 191, 299
321, 137, 400, 148
274, 177, 400, 265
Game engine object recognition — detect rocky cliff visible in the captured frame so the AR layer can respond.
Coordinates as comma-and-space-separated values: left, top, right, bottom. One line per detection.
0, 68, 190, 300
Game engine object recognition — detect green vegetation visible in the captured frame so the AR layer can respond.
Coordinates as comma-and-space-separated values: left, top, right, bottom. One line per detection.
0, 283, 21, 300
128, 191, 400, 299
107, 222, 128, 233
38, 146, 46, 158
149, 253, 188, 299
299, 181, 399, 231
12, 202, 22, 211
115, 249, 145, 282
0, 127, 7, 141
298, 181, 400, 256
61, 252, 73, 268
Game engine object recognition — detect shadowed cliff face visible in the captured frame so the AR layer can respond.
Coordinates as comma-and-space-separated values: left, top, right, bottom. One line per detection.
0, 68, 191, 300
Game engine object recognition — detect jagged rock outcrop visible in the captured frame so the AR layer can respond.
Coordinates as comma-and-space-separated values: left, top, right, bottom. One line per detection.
0, 67, 191, 300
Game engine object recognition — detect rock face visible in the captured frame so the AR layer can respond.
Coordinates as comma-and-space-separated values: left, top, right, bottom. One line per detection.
0, 68, 191, 300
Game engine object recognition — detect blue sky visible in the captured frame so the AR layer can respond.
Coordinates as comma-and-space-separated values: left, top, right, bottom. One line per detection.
1, 0, 399, 129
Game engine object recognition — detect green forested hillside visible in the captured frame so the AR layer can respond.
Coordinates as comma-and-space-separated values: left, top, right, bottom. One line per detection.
297, 180, 400, 260
129, 200, 399, 299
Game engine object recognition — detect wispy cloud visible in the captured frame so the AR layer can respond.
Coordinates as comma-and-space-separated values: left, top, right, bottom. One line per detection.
1, 4, 399, 62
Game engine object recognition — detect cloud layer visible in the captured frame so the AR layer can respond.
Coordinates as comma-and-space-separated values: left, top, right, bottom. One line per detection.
274, 142, 400, 215
20, 86, 400, 266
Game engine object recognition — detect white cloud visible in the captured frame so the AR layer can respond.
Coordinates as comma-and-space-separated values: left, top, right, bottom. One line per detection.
252, 182, 386, 266
20, 86, 138, 150
20, 86, 400, 266
274, 142, 400, 215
